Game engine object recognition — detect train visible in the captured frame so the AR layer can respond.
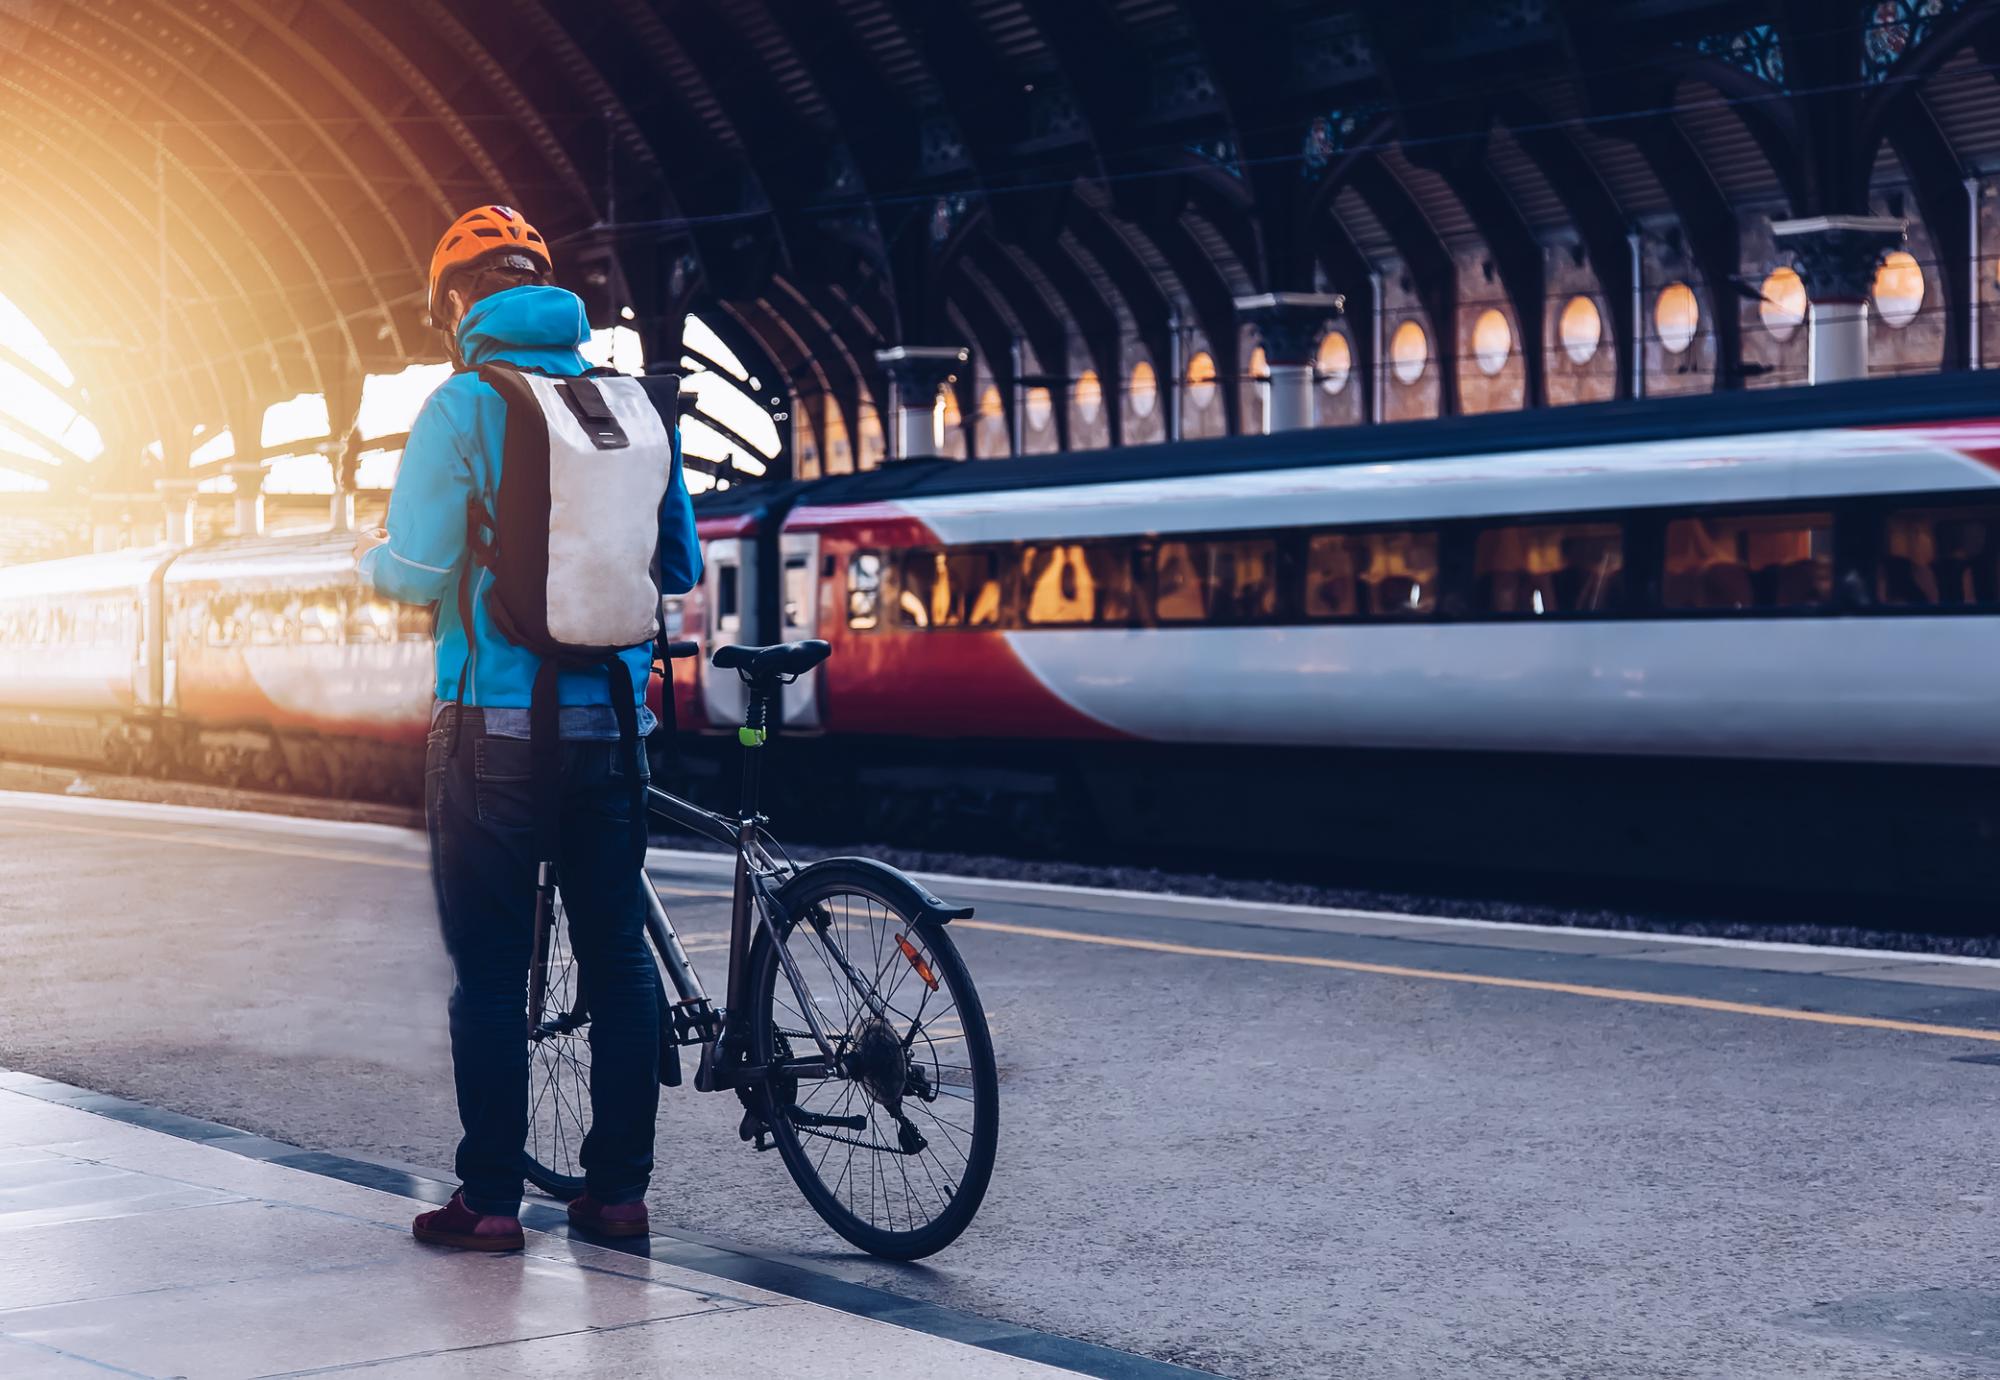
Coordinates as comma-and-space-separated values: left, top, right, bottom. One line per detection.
4, 370, 1996, 902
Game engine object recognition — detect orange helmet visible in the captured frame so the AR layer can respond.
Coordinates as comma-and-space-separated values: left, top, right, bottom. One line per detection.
427, 205, 553, 322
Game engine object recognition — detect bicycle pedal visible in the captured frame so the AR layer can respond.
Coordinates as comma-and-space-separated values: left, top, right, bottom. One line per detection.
737, 1107, 769, 1144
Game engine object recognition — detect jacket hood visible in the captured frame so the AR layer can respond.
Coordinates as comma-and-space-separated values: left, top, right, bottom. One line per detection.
457, 285, 591, 366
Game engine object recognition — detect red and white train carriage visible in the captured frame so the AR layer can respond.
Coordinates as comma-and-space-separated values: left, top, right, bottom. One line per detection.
3, 371, 1996, 897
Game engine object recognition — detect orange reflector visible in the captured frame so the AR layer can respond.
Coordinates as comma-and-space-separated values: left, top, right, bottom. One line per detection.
896, 933, 940, 991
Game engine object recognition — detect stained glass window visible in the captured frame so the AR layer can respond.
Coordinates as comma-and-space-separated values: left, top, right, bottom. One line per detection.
1863, 0, 1963, 83
1695, 24, 1786, 87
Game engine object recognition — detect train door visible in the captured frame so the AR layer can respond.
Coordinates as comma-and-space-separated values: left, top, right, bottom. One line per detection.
701, 537, 752, 728
779, 533, 821, 729
139, 559, 177, 711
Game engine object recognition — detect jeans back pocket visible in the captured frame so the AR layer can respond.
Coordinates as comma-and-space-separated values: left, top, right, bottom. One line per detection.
472, 736, 536, 829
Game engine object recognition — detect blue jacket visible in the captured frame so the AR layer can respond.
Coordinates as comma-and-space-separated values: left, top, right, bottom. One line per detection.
359, 285, 702, 708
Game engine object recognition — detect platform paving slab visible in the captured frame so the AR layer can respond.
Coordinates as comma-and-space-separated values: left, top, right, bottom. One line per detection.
0, 1090, 1083, 1380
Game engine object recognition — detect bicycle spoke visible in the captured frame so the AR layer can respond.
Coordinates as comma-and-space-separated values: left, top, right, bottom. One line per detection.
756, 881, 994, 1253
525, 897, 599, 1192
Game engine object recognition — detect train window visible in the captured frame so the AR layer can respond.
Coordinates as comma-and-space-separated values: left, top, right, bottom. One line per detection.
1352, 528, 1432, 612
1153, 541, 1207, 623
398, 603, 435, 640
1663, 511, 1832, 611
898, 549, 942, 629
299, 598, 341, 645
945, 549, 1007, 628
1880, 505, 2000, 608
1209, 539, 1279, 623
1153, 538, 1279, 624
346, 597, 397, 643
1304, 535, 1359, 617
1472, 523, 1625, 615
783, 554, 811, 632
847, 550, 882, 630
716, 564, 740, 633
1020, 543, 1135, 627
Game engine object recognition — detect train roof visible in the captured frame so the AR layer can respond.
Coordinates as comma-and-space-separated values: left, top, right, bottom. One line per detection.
163, 530, 358, 589
0, 544, 174, 599
708, 370, 2000, 517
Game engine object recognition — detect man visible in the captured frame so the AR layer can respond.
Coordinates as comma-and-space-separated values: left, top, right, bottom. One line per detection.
355, 205, 701, 1251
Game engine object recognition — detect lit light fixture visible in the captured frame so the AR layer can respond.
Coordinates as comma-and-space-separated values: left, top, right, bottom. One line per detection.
1025, 385, 1054, 430
1074, 369, 1103, 424
1317, 332, 1352, 394
1655, 282, 1699, 354
1558, 296, 1601, 365
1471, 309, 1512, 376
1390, 320, 1428, 384
1759, 266, 1807, 341
1185, 351, 1219, 408
1128, 360, 1159, 417
1873, 250, 1924, 329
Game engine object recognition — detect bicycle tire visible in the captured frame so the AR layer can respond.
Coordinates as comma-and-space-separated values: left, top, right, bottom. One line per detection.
746, 861, 999, 1260
522, 889, 674, 1202
522, 890, 591, 1201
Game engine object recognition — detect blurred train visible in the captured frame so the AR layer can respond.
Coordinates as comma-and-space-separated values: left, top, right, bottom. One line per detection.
4, 371, 1996, 901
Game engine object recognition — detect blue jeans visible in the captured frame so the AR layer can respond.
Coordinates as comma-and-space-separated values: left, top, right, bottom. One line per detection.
424, 707, 660, 1217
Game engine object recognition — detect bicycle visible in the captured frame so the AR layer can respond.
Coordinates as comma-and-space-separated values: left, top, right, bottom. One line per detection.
520, 638, 999, 1260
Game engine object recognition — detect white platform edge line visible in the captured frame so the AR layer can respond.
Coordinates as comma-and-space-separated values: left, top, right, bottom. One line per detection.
3, 790, 1989, 972
0, 788, 425, 848
637, 850, 2000, 971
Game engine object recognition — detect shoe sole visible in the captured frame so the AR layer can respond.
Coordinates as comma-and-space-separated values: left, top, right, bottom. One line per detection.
412, 1225, 524, 1251
568, 1216, 650, 1239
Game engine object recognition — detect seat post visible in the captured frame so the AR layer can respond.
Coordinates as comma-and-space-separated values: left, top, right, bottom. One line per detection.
737, 682, 774, 819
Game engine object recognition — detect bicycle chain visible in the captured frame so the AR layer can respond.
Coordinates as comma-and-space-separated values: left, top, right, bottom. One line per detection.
788, 1123, 910, 1155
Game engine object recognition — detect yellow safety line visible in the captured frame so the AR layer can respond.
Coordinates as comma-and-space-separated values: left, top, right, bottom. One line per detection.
955, 919, 2000, 1045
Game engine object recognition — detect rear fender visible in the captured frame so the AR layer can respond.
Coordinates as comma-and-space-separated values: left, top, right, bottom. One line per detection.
771, 856, 974, 929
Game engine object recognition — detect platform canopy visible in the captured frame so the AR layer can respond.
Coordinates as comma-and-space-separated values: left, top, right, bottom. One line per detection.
3, 0, 1999, 495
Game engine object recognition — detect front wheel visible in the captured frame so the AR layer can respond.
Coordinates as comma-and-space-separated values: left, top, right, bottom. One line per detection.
746, 863, 999, 1260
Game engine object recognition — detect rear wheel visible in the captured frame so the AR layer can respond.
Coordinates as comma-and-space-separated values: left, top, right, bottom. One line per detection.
523, 893, 591, 1200
746, 867, 999, 1260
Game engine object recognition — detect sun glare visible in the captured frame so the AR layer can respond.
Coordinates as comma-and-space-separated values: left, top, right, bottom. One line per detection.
0, 293, 772, 516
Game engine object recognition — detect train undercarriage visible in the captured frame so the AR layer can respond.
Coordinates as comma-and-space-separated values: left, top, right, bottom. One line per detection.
3, 709, 1991, 923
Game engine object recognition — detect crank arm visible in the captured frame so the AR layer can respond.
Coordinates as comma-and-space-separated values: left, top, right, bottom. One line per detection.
740, 1058, 835, 1082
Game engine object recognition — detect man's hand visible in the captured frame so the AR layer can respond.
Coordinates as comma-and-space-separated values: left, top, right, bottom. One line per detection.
353, 526, 389, 563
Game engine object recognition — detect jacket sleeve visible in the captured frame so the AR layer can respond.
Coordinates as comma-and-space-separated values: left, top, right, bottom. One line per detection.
358, 389, 473, 606
656, 423, 703, 596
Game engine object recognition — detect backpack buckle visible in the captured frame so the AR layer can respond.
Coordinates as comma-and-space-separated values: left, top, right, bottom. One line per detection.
556, 377, 630, 450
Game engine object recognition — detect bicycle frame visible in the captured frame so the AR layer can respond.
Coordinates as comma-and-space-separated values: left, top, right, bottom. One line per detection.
638, 683, 850, 1092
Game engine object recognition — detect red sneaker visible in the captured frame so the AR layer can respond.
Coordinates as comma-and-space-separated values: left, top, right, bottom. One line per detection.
567, 1192, 649, 1239
412, 1191, 524, 1252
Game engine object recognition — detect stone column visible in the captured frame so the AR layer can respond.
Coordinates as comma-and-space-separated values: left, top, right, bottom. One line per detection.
1234, 292, 1346, 433
155, 477, 199, 548
328, 432, 359, 533
1771, 216, 1907, 385
874, 346, 969, 461
223, 460, 266, 537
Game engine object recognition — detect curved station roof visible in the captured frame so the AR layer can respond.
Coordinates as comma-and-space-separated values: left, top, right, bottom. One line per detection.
1, 0, 1998, 512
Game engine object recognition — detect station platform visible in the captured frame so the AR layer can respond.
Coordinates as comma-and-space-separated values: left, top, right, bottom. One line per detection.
3, 788, 1999, 1379
0, 1075, 1083, 1379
